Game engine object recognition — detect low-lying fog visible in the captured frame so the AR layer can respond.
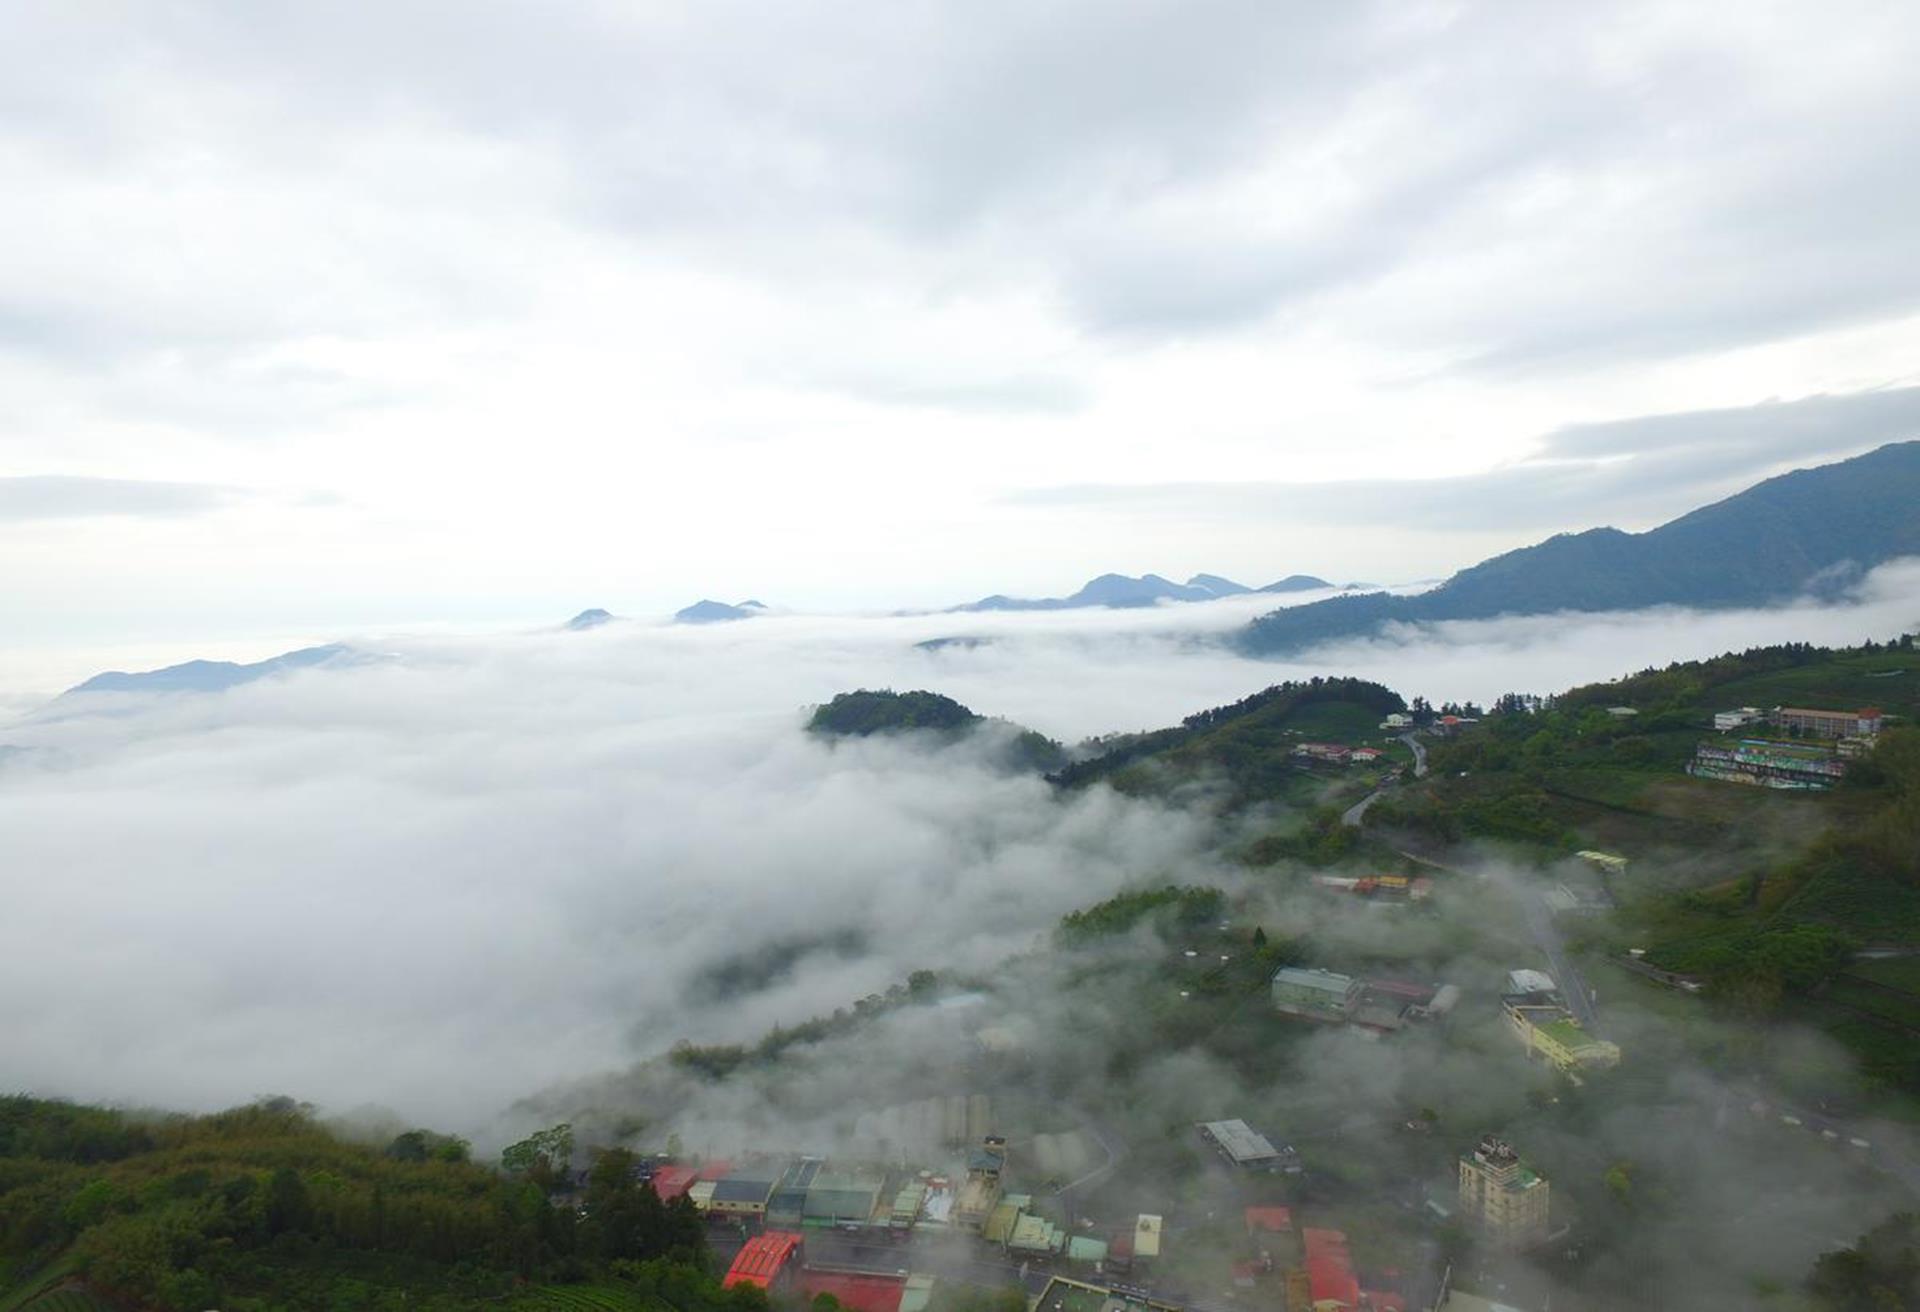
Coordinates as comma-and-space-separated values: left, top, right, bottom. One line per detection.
2, 562, 1917, 1130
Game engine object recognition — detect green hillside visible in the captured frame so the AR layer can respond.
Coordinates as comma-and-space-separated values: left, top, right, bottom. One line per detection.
807, 689, 1066, 770
1051, 677, 1406, 804
807, 688, 981, 735
0, 1098, 747, 1312
1356, 636, 1920, 1092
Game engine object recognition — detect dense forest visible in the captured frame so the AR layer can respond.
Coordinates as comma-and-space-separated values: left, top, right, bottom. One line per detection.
806, 690, 981, 736
806, 690, 1065, 770
0, 1096, 744, 1312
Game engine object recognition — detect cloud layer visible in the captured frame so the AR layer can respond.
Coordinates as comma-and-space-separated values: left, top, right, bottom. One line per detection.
5, 572, 1919, 1132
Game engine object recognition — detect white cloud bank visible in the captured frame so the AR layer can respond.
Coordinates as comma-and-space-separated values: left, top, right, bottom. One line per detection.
2, 567, 1917, 1131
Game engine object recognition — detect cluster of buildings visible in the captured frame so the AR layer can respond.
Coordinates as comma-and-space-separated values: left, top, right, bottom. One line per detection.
697, 1114, 1554, 1312
1688, 738, 1852, 790
691, 1134, 1153, 1288
1312, 873, 1434, 903
1292, 742, 1386, 766
1231, 1206, 1410, 1311
1692, 705, 1887, 790
648, 1139, 1000, 1238
1377, 711, 1479, 737
1500, 970, 1619, 1078
1271, 966, 1460, 1035
1191, 1137, 1555, 1311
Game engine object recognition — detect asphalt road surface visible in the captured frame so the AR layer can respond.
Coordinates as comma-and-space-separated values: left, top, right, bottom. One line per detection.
1519, 884, 1600, 1032
1400, 731, 1428, 777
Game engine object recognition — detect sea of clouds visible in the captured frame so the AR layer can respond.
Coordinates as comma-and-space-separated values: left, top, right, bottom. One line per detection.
3, 564, 1917, 1131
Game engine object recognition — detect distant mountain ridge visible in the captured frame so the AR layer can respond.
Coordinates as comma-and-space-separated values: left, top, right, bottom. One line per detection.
64, 644, 354, 697
673, 599, 767, 624
953, 571, 1332, 612
1240, 441, 1920, 655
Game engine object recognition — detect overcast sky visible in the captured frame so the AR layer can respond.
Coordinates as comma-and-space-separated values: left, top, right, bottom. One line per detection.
7, 1, 1920, 653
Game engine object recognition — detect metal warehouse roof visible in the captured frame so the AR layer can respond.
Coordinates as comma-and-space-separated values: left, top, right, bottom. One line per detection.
711, 1175, 778, 1204
802, 1179, 883, 1220
1273, 967, 1356, 994
1505, 969, 1556, 996
1199, 1119, 1281, 1164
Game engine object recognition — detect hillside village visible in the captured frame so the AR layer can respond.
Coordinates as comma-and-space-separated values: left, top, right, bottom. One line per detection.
5, 637, 1919, 1312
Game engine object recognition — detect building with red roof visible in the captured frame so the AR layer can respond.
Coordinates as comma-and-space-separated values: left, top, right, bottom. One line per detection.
722, 1231, 803, 1291
650, 1164, 699, 1202
798, 1271, 906, 1312
1303, 1228, 1359, 1311
1244, 1206, 1293, 1235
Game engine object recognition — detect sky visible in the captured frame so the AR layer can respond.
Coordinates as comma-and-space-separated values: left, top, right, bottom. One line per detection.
6, 0, 1920, 659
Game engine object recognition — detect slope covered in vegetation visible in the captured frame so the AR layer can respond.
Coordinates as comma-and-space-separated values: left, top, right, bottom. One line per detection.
0, 1097, 743, 1312
1361, 636, 1920, 1089
1049, 676, 1406, 804
806, 689, 1065, 770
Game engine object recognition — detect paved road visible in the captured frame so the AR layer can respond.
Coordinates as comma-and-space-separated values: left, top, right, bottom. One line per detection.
1400, 731, 1428, 777
1519, 884, 1600, 1032
1723, 1081, 1920, 1197
1053, 1104, 1126, 1223
1342, 731, 1430, 828
1341, 789, 1384, 827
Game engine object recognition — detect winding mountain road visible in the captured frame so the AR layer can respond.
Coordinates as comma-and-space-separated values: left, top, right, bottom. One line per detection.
1341, 730, 1429, 827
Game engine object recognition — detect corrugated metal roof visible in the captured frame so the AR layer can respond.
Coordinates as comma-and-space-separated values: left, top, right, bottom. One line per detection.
722, 1231, 802, 1288
1065, 1236, 1108, 1263
711, 1175, 777, 1204
651, 1164, 699, 1201
1199, 1119, 1281, 1164
1302, 1228, 1358, 1310
984, 1200, 1022, 1244
803, 1183, 881, 1221
1274, 967, 1356, 995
